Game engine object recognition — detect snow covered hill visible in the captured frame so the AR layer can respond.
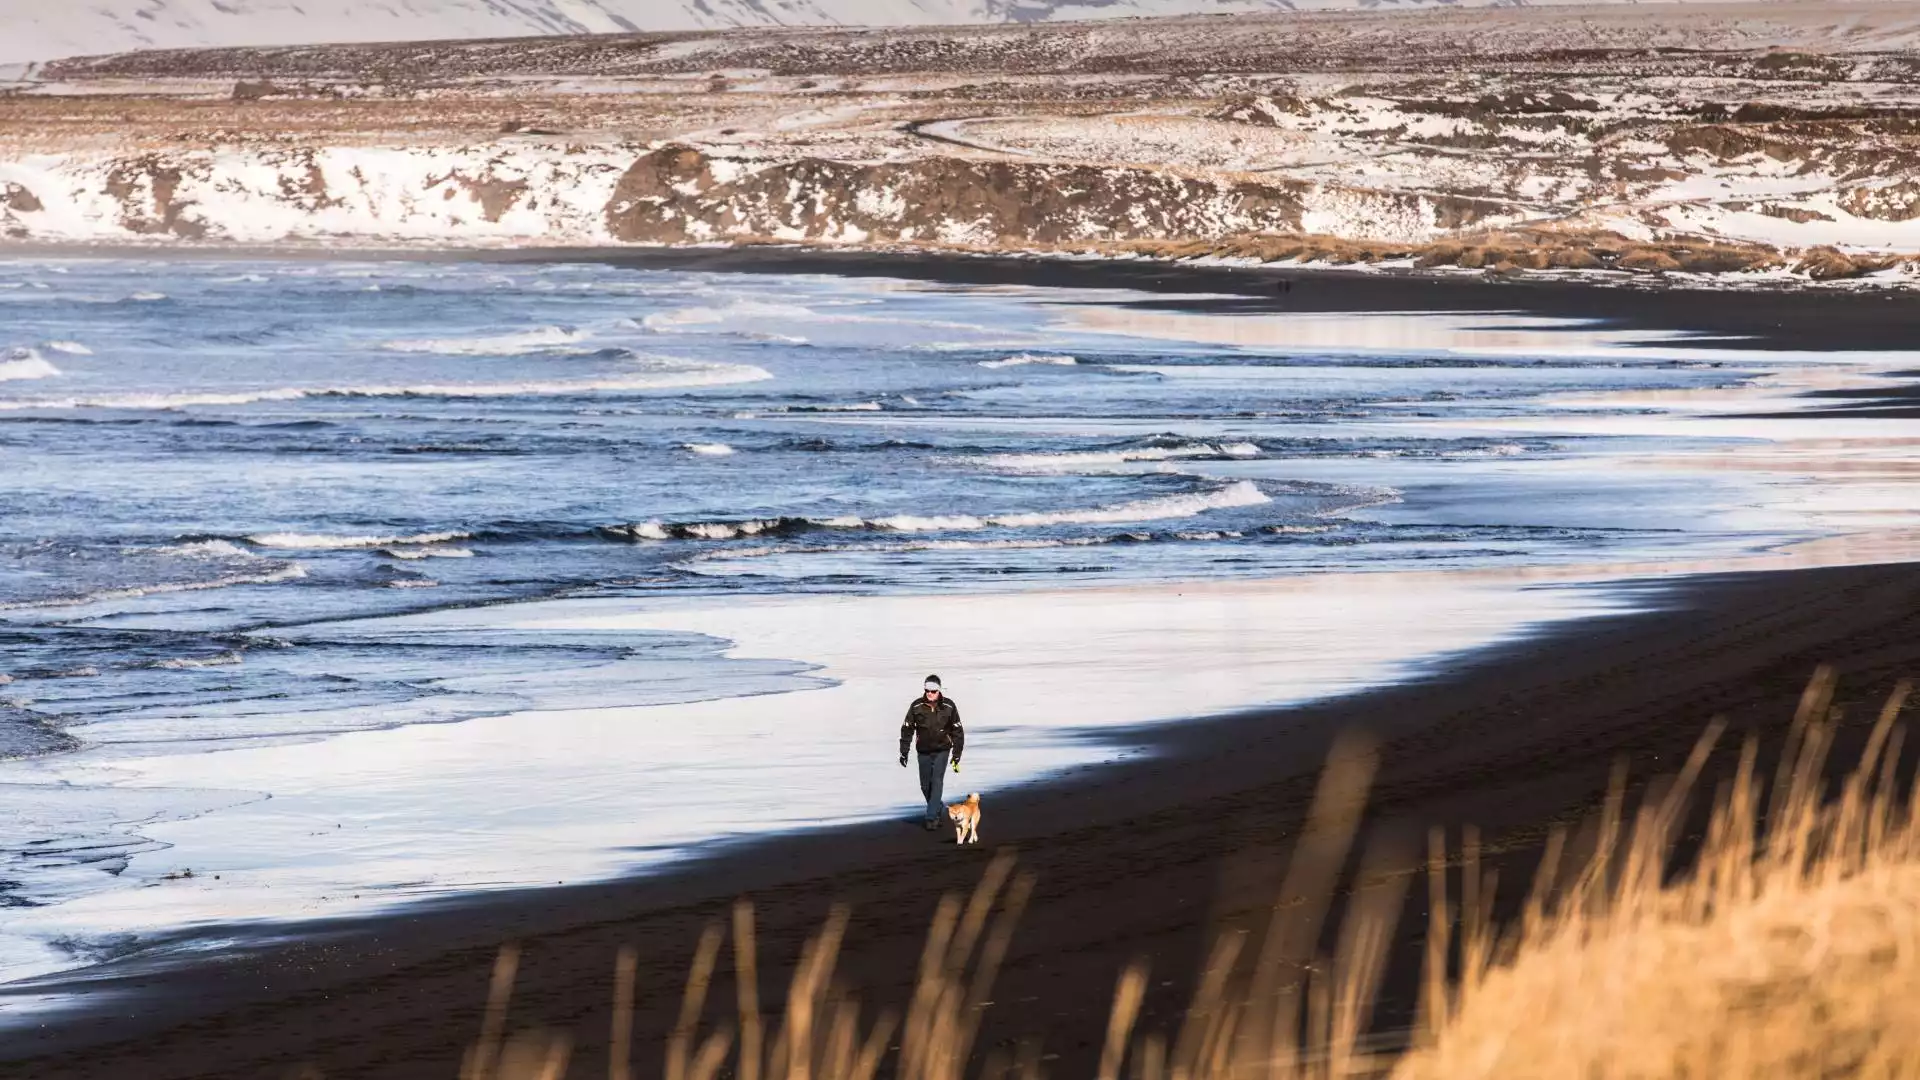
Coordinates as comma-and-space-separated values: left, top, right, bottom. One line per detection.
0, 0, 1654, 66
0, 1, 1265, 65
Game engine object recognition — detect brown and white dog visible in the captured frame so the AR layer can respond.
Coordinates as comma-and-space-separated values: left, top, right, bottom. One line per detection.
946, 793, 982, 845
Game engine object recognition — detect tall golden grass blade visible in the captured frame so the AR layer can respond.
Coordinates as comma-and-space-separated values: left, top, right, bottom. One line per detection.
669, 924, 724, 1080
849, 1009, 899, 1080
1138, 1033, 1168, 1080
1241, 734, 1378, 1079
463, 943, 522, 1080
1098, 960, 1150, 1080
959, 871, 1035, 1058
1417, 827, 1450, 1046
689, 1024, 736, 1080
735, 901, 763, 1080
1330, 842, 1412, 1079
1173, 930, 1245, 1080
949, 852, 1018, 978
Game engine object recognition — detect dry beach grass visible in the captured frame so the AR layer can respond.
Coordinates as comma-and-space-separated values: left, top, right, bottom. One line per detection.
433, 668, 1918, 1080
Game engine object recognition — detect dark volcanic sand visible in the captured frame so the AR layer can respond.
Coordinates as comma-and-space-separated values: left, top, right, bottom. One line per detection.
5, 560, 1920, 1080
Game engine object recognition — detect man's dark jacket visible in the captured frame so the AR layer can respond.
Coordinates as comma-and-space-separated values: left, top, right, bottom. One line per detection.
900, 695, 964, 762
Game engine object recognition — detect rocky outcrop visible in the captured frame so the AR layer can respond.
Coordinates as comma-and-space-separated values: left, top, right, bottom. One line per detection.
603, 145, 1499, 248
605, 145, 1311, 246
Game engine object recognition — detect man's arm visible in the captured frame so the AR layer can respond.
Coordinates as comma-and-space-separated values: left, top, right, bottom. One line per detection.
947, 701, 964, 765
900, 704, 915, 762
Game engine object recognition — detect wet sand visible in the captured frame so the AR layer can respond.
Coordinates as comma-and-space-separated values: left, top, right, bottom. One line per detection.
4, 558, 1919, 1079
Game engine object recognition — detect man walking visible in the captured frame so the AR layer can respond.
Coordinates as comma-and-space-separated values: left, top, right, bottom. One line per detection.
899, 674, 964, 830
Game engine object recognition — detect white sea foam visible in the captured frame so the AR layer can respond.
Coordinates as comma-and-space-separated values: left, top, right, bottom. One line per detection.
384, 578, 440, 588
381, 326, 588, 355
0, 348, 60, 382
975, 480, 1271, 529
780, 402, 882, 413
624, 519, 791, 541
43, 341, 92, 356
150, 651, 244, 670
978, 353, 1079, 369
629, 481, 1273, 542
379, 546, 475, 560
250, 530, 470, 550
642, 301, 818, 332
984, 442, 1261, 471
0, 565, 307, 612
682, 442, 737, 456
128, 292, 168, 302
158, 539, 254, 559
0, 360, 772, 411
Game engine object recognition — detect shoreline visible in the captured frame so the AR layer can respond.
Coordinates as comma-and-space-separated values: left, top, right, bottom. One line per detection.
5, 241, 1920, 350
4, 557, 1919, 1079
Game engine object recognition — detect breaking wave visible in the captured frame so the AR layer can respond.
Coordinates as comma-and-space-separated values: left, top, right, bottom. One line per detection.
379, 546, 475, 559
984, 442, 1261, 471
608, 480, 1272, 541
777, 402, 883, 413
157, 539, 255, 559
0, 348, 60, 382
381, 326, 588, 355
44, 341, 92, 356
682, 442, 737, 456
0, 359, 772, 411
248, 530, 471, 550
0, 564, 308, 612
149, 651, 244, 670
978, 353, 1079, 369
643, 301, 819, 333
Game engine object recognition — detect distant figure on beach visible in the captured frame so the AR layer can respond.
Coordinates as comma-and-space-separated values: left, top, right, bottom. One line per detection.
899, 674, 965, 831
1275, 278, 1293, 294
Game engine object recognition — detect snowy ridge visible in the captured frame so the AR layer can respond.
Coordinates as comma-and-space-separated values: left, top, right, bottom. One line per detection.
0, 0, 1626, 66
0, 143, 633, 245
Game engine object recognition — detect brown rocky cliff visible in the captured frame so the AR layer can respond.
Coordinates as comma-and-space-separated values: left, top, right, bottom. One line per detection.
604, 145, 1324, 246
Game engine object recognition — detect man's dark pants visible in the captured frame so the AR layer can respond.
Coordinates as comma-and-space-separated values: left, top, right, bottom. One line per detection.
917, 749, 951, 824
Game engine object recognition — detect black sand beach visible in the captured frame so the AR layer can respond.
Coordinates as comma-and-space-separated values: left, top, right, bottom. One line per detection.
4, 558, 1919, 1080
2, 249, 1917, 1080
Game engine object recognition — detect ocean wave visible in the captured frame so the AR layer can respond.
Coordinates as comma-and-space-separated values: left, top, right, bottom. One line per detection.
157, 539, 255, 559
609, 481, 1272, 542
984, 441, 1261, 471
249, 530, 470, 550
383, 578, 440, 588
682, 442, 737, 456
0, 348, 60, 382
0, 359, 772, 411
674, 529, 1264, 572
44, 341, 92, 356
381, 326, 588, 355
776, 402, 883, 413
149, 650, 244, 670
378, 546, 475, 560
978, 353, 1079, 369
128, 292, 168, 302
615, 518, 813, 541
0, 564, 307, 612
642, 301, 819, 333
